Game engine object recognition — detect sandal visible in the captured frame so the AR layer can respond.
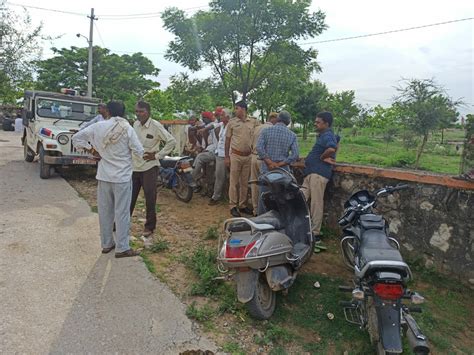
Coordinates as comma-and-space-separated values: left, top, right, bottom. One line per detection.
115, 249, 139, 258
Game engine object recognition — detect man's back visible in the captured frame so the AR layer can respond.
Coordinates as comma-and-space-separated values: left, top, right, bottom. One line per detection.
258, 123, 298, 163
73, 116, 143, 183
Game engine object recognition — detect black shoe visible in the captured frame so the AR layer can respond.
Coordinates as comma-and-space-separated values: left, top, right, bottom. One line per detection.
230, 207, 241, 217
208, 198, 219, 206
239, 207, 253, 215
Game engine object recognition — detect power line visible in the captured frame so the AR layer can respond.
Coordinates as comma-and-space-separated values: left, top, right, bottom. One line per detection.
94, 22, 106, 48
99, 5, 207, 19
6, 1, 87, 16
301, 17, 474, 45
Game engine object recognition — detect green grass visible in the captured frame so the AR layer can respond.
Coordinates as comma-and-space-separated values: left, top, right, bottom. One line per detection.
203, 226, 219, 240
222, 341, 245, 355
149, 238, 170, 253
90, 205, 98, 213
140, 253, 156, 274
298, 129, 464, 174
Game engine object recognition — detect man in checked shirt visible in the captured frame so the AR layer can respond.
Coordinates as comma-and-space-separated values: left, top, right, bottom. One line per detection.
256, 110, 299, 213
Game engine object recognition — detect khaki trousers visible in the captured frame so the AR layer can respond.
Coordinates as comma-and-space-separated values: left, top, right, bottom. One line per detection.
250, 154, 262, 215
302, 173, 329, 235
229, 153, 251, 209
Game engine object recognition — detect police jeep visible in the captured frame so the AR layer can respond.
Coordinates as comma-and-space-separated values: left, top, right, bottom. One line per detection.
22, 89, 100, 179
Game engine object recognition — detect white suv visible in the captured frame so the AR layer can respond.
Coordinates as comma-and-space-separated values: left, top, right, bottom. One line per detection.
22, 90, 100, 179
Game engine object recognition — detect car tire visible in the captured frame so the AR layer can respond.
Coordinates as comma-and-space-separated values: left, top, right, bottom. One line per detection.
39, 145, 51, 179
24, 138, 35, 162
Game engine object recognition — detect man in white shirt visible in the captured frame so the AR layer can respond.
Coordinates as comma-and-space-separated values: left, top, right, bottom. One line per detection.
79, 103, 108, 130
209, 108, 231, 205
14, 114, 23, 133
131, 101, 176, 238
72, 101, 144, 258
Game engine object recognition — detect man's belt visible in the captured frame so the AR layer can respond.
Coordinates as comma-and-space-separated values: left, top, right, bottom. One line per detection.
231, 148, 251, 157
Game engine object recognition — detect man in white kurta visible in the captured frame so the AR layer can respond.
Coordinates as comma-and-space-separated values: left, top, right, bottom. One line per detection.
72, 101, 144, 257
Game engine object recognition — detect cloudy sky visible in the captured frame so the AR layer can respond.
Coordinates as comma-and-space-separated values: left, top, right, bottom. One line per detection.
7, 0, 474, 114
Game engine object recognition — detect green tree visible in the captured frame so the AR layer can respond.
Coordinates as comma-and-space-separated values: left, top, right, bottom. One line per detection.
325, 90, 360, 128
35, 46, 160, 112
249, 42, 319, 120
394, 78, 461, 169
166, 73, 231, 113
0, 0, 44, 103
144, 89, 176, 119
290, 80, 329, 140
161, 0, 326, 101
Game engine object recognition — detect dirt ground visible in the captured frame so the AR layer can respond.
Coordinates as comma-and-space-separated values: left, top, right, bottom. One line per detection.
64, 168, 354, 354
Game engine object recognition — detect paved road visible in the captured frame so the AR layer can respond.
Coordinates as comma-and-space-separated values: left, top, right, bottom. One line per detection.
0, 130, 216, 354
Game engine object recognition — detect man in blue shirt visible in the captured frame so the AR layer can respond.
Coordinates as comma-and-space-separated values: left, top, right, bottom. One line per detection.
302, 111, 337, 239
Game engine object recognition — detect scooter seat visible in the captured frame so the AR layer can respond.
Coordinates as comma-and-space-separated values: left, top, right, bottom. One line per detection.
250, 210, 285, 230
359, 229, 403, 264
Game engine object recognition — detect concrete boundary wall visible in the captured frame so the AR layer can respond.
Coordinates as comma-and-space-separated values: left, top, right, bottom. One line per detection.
324, 164, 473, 284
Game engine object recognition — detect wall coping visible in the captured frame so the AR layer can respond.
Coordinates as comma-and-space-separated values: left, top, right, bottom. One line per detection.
333, 163, 474, 191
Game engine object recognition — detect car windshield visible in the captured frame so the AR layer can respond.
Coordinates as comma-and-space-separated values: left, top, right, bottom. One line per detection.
36, 98, 97, 121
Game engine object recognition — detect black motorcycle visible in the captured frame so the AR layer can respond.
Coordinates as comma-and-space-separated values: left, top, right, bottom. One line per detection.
338, 184, 430, 355
158, 156, 195, 202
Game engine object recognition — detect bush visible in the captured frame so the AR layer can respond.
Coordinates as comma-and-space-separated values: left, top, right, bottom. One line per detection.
387, 151, 416, 167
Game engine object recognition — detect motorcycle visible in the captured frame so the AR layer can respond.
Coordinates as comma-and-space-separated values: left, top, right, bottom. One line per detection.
158, 156, 196, 203
338, 184, 430, 355
217, 168, 313, 320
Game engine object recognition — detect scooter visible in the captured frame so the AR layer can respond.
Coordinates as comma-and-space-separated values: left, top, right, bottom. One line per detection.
217, 168, 313, 319
338, 184, 430, 355
158, 156, 196, 202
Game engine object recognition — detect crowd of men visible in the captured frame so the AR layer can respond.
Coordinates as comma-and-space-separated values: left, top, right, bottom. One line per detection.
72, 99, 338, 257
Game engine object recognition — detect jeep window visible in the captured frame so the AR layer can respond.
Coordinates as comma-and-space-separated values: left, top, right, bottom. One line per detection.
36, 99, 97, 121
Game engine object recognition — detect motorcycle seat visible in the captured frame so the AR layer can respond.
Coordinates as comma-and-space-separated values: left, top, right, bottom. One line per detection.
359, 229, 403, 265
160, 158, 179, 169
360, 214, 385, 230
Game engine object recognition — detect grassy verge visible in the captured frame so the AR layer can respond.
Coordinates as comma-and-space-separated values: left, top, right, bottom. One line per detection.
297, 130, 464, 174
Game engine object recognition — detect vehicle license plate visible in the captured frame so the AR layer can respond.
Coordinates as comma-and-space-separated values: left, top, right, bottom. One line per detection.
73, 158, 96, 165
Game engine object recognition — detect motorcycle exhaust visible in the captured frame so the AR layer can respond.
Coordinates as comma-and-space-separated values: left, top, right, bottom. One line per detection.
405, 313, 430, 354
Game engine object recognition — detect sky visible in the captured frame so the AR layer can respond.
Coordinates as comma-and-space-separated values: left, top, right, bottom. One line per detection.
6, 0, 474, 115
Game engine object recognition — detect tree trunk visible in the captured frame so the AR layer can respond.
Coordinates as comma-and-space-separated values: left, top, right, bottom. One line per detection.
415, 133, 429, 169
303, 123, 308, 141
441, 129, 444, 144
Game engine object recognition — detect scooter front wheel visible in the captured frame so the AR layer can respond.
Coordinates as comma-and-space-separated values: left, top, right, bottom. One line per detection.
247, 273, 276, 320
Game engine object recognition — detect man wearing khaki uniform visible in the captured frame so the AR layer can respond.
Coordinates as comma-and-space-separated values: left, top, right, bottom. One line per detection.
131, 101, 176, 238
250, 112, 277, 216
224, 101, 260, 217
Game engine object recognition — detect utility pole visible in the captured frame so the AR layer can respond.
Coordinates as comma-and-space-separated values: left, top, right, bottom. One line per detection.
87, 8, 97, 98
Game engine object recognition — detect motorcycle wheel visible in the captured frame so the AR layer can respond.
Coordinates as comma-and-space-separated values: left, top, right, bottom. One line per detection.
174, 173, 193, 202
341, 236, 356, 270
246, 273, 276, 320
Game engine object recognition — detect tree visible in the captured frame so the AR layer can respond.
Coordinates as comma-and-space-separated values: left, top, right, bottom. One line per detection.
249, 42, 319, 120
394, 78, 461, 169
0, 1, 44, 103
35, 46, 160, 111
325, 90, 360, 128
290, 80, 329, 140
161, 0, 326, 101
165, 73, 231, 113
144, 89, 176, 119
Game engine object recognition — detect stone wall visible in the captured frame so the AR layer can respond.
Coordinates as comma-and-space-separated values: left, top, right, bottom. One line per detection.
322, 164, 474, 284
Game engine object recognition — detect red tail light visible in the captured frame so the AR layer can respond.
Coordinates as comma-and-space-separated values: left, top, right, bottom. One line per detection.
225, 241, 256, 261
373, 283, 404, 300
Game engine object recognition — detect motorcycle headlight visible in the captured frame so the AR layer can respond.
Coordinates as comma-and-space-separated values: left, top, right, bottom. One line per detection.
57, 134, 69, 145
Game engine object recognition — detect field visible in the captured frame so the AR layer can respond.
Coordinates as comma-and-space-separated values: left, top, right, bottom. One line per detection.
297, 128, 466, 175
